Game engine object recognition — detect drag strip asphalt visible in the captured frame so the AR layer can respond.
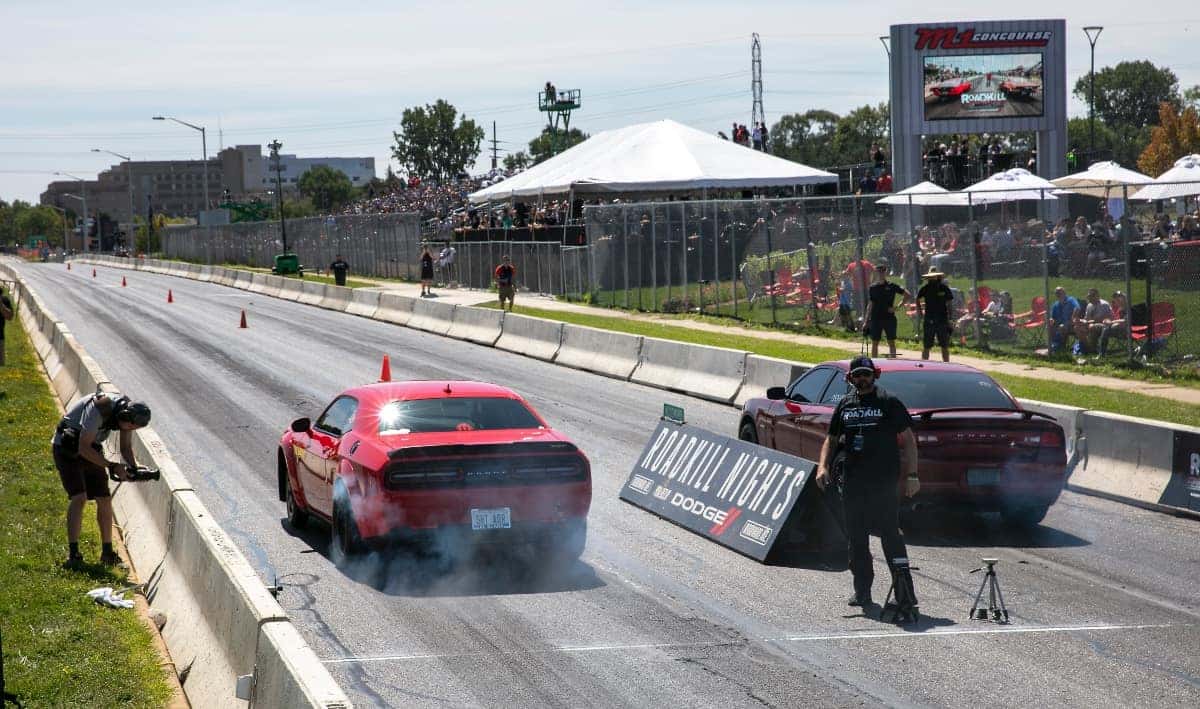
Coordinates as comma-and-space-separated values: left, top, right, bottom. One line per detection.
16, 262, 1200, 708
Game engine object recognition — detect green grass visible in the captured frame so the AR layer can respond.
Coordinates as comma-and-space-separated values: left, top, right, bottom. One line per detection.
488, 303, 1200, 427
213, 263, 374, 289
0, 321, 174, 707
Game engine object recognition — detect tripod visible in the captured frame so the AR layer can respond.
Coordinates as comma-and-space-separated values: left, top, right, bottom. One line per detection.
881, 558, 920, 624
969, 558, 1009, 623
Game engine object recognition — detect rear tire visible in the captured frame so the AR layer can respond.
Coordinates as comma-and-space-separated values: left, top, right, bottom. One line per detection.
738, 419, 758, 444
284, 474, 309, 530
1000, 504, 1050, 527
331, 482, 365, 558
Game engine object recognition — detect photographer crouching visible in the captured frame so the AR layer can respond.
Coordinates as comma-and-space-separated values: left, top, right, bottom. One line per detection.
814, 356, 920, 611
51, 391, 153, 569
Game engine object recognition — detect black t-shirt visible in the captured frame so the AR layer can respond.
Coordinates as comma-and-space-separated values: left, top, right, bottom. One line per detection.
329, 259, 349, 275
828, 386, 913, 482
917, 281, 954, 322
868, 281, 906, 320
0, 293, 11, 338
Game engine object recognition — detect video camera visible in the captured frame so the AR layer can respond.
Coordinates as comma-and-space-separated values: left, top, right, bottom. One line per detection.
109, 465, 161, 482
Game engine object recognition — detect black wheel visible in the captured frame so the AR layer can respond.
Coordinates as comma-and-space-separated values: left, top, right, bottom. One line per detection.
284, 474, 309, 530
331, 483, 365, 558
1000, 504, 1050, 527
738, 419, 758, 444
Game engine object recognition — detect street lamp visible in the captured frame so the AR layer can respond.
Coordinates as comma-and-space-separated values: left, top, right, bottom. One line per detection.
1083, 26, 1104, 157
43, 204, 72, 252
92, 148, 136, 249
152, 115, 209, 214
54, 171, 89, 253
269, 139, 289, 253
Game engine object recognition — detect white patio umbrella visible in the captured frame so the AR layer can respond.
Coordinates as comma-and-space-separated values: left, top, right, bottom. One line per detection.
1131, 154, 1200, 201
962, 168, 1058, 204
1051, 160, 1154, 199
877, 180, 968, 207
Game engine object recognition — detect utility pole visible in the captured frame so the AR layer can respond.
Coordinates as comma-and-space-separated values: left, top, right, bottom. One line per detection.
751, 33, 765, 142
490, 121, 499, 170
91, 149, 135, 250
1083, 26, 1104, 157
269, 139, 289, 253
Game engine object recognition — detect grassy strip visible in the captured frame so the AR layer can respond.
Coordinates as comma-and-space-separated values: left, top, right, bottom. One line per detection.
0, 321, 173, 707
493, 303, 1200, 427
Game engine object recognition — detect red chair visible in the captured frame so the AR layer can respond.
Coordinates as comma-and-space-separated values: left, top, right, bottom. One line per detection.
1015, 296, 1047, 329
763, 268, 793, 297
1131, 302, 1176, 350
977, 286, 993, 311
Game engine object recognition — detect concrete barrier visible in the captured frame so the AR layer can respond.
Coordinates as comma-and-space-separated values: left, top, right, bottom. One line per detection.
407, 297, 456, 336
196, 265, 215, 282
260, 274, 285, 298
277, 278, 303, 302
346, 289, 381, 319
554, 324, 642, 380
254, 621, 351, 707
446, 306, 504, 346
231, 270, 254, 291
248, 273, 270, 294
374, 292, 414, 325
495, 313, 563, 361
1070, 411, 1176, 508
321, 285, 352, 312
296, 280, 326, 306
632, 338, 747, 403
735, 355, 811, 406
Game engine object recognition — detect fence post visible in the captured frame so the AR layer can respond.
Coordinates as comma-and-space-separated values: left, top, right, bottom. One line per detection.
730, 206, 738, 319
1123, 185, 1135, 364
665, 206, 673, 307
854, 196, 868, 323
969, 194, 982, 346
681, 206, 689, 311
623, 206, 630, 309
764, 213, 777, 325
1042, 189, 1053, 353
650, 208, 658, 312
801, 196, 819, 327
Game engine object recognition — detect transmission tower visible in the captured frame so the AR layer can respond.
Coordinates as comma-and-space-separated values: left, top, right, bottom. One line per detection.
751, 33, 765, 132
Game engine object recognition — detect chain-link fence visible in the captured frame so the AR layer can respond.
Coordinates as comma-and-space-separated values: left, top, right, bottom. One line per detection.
582, 184, 1200, 368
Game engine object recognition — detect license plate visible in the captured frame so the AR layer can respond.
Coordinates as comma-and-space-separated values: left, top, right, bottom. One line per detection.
967, 468, 1001, 486
470, 507, 512, 530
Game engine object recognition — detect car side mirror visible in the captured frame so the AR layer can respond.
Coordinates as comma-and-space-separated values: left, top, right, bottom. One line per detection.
766, 386, 786, 400
290, 417, 311, 433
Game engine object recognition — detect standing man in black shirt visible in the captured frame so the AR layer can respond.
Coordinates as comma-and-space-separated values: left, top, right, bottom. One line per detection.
328, 254, 350, 287
815, 356, 920, 608
864, 263, 910, 359
0, 283, 13, 366
917, 268, 954, 362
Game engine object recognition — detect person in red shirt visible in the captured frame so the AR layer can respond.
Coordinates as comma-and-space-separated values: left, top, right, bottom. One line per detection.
494, 255, 517, 311
876, 171, 893, 193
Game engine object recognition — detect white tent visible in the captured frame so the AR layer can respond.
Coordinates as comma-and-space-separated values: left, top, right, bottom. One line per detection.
1051, 161, 1153, 199
468, 119, 837, 203
962, 168, 1058, 204
877, 180, 967, 207
1131, 154, 1200, 201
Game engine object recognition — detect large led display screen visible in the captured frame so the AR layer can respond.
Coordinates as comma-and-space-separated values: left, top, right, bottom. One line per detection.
923, 53, 1044, 120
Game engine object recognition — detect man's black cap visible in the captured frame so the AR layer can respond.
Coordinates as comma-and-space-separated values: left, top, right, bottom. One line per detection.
849, 356, 876, 375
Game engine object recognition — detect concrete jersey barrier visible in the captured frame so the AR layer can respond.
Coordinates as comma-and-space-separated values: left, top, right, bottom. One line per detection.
446, 306, 504, 346
321, 284, 353, 312
297, 280, 327, 306
632, 337, 747, 404
374, 293, 415, 325
407, 297, 456, 336
735, 355, 812, 407
554, 324, 642, 380
346, 289, 381, 318
495, 313, 563, 361
1069, 410, 1184, 509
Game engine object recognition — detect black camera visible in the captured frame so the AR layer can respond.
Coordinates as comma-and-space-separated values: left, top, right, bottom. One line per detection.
110, 465, 160, 482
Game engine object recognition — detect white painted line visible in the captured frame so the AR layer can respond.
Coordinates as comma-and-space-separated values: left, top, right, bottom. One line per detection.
780, 623, 1174, 642
322, 639, 737, 665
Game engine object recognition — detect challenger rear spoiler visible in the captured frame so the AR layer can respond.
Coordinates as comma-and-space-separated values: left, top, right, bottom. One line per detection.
916, 407, 1057, 423
387, 441, 579, 460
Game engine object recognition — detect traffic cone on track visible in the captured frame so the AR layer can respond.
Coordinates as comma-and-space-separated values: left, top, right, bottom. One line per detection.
379, 354, 392, 382
167, 289, 174, 303
92, 269, 97, 278
67, 262, 71, 270
121, 276, 127, 287
239, 310, 248, 329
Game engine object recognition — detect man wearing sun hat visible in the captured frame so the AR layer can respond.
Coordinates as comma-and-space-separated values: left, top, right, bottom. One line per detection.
917, 268, 954, 362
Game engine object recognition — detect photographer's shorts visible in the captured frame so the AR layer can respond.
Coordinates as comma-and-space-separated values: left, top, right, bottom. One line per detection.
869, 315, 897, 342
53, 446, 111, 499
498, 285, 515, 302
923, 320, 950, 349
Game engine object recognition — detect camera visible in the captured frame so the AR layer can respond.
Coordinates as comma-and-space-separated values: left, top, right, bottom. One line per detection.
109, 465, 161, 482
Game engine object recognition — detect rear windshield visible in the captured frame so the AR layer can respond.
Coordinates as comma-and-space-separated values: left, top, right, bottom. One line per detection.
876, 371, 1015, 410
378, 397, 543, 434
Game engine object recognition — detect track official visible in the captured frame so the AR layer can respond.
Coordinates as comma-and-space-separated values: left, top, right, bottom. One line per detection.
328, 254, 350, 287
51, 391, 152, 568
917, 268, 954, 362
815, 356, 920, 608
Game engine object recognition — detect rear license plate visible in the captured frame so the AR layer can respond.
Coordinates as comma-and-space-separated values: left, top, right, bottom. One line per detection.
967, 468, 1001, 486
471, 507, 512, 530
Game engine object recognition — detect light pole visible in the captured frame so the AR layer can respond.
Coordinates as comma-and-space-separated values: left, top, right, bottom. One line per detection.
92, 148, 135, 249
1083, 26, 1103, 157
269, 139, 289, 253
54, 172, 89, 253
44, 204, 71, 251
152, 115, 209, 215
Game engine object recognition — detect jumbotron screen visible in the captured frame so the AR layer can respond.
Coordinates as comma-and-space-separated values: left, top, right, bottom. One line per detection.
923, 53, 1044, 120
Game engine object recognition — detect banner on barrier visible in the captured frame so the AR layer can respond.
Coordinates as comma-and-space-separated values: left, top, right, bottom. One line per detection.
619, 420, 816, 561
1164, 430, 1200, 513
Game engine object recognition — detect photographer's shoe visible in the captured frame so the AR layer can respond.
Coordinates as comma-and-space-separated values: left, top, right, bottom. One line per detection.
99, 550, 125, 568
63, 552, 85, 570
847, 593, 872, 607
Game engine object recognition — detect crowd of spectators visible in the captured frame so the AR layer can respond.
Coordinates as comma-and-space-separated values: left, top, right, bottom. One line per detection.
720, 122, 770, 152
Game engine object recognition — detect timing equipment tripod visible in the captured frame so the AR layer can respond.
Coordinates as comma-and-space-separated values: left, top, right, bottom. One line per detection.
969, 558, 1009, 623
881, 557, 920, 623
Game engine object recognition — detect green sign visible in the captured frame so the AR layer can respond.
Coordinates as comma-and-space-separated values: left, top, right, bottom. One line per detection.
662, 403, 685, 424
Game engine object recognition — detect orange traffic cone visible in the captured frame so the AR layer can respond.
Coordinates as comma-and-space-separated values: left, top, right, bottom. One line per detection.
167, 289, 174, 303
379, 354, 392, 382
67, 262, 71, 270
121, 276, 127, 287
92, 269, 96, 278
239, 310, 248, 329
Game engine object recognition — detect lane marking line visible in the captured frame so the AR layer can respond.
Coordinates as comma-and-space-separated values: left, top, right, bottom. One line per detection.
779, 623, 1175, 642
321, 640, 739, 665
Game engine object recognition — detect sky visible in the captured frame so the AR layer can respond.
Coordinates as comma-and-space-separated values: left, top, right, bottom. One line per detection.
2, 1, 1198, 203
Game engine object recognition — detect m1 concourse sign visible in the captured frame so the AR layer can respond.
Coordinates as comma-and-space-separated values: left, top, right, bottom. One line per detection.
620, 419, 817, 561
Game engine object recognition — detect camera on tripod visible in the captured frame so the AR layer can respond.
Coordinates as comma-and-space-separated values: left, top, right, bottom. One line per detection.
110, 465, 161, 482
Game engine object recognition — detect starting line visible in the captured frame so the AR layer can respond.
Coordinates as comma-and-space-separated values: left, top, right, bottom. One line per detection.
781, 623, 1175, 642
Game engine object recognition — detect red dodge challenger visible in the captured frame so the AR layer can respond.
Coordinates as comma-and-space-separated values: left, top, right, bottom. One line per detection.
278, 381, 591, 558
929, 78, 973, 100
739, 360, 1067, 527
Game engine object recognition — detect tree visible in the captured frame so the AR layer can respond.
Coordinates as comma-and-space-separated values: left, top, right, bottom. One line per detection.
830, 102, 889, 168
503, 151, 532, 171
1184, 84, 1200, 112
15, 205, 65, 246
297, 165, 355, 211
528, 127, 588, 164
391, 100, 484, 182
1073, 61, 1180, 133
769, 110, 840, 167
1138, 102, 1200, 176
1067, 116, 1120, 162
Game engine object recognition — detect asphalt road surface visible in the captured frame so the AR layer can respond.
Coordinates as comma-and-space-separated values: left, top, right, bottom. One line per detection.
925, 74, 1043, 120
15, 262, 1200, 708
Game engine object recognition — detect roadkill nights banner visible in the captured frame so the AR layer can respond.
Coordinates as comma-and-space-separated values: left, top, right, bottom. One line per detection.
620, 420, 816, 561
1163, 430, 1200, 513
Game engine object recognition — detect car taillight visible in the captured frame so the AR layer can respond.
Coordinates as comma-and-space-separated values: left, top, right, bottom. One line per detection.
1039, 430, 1064, 447
388, 468, 462, 486
512, 454, 588, 481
